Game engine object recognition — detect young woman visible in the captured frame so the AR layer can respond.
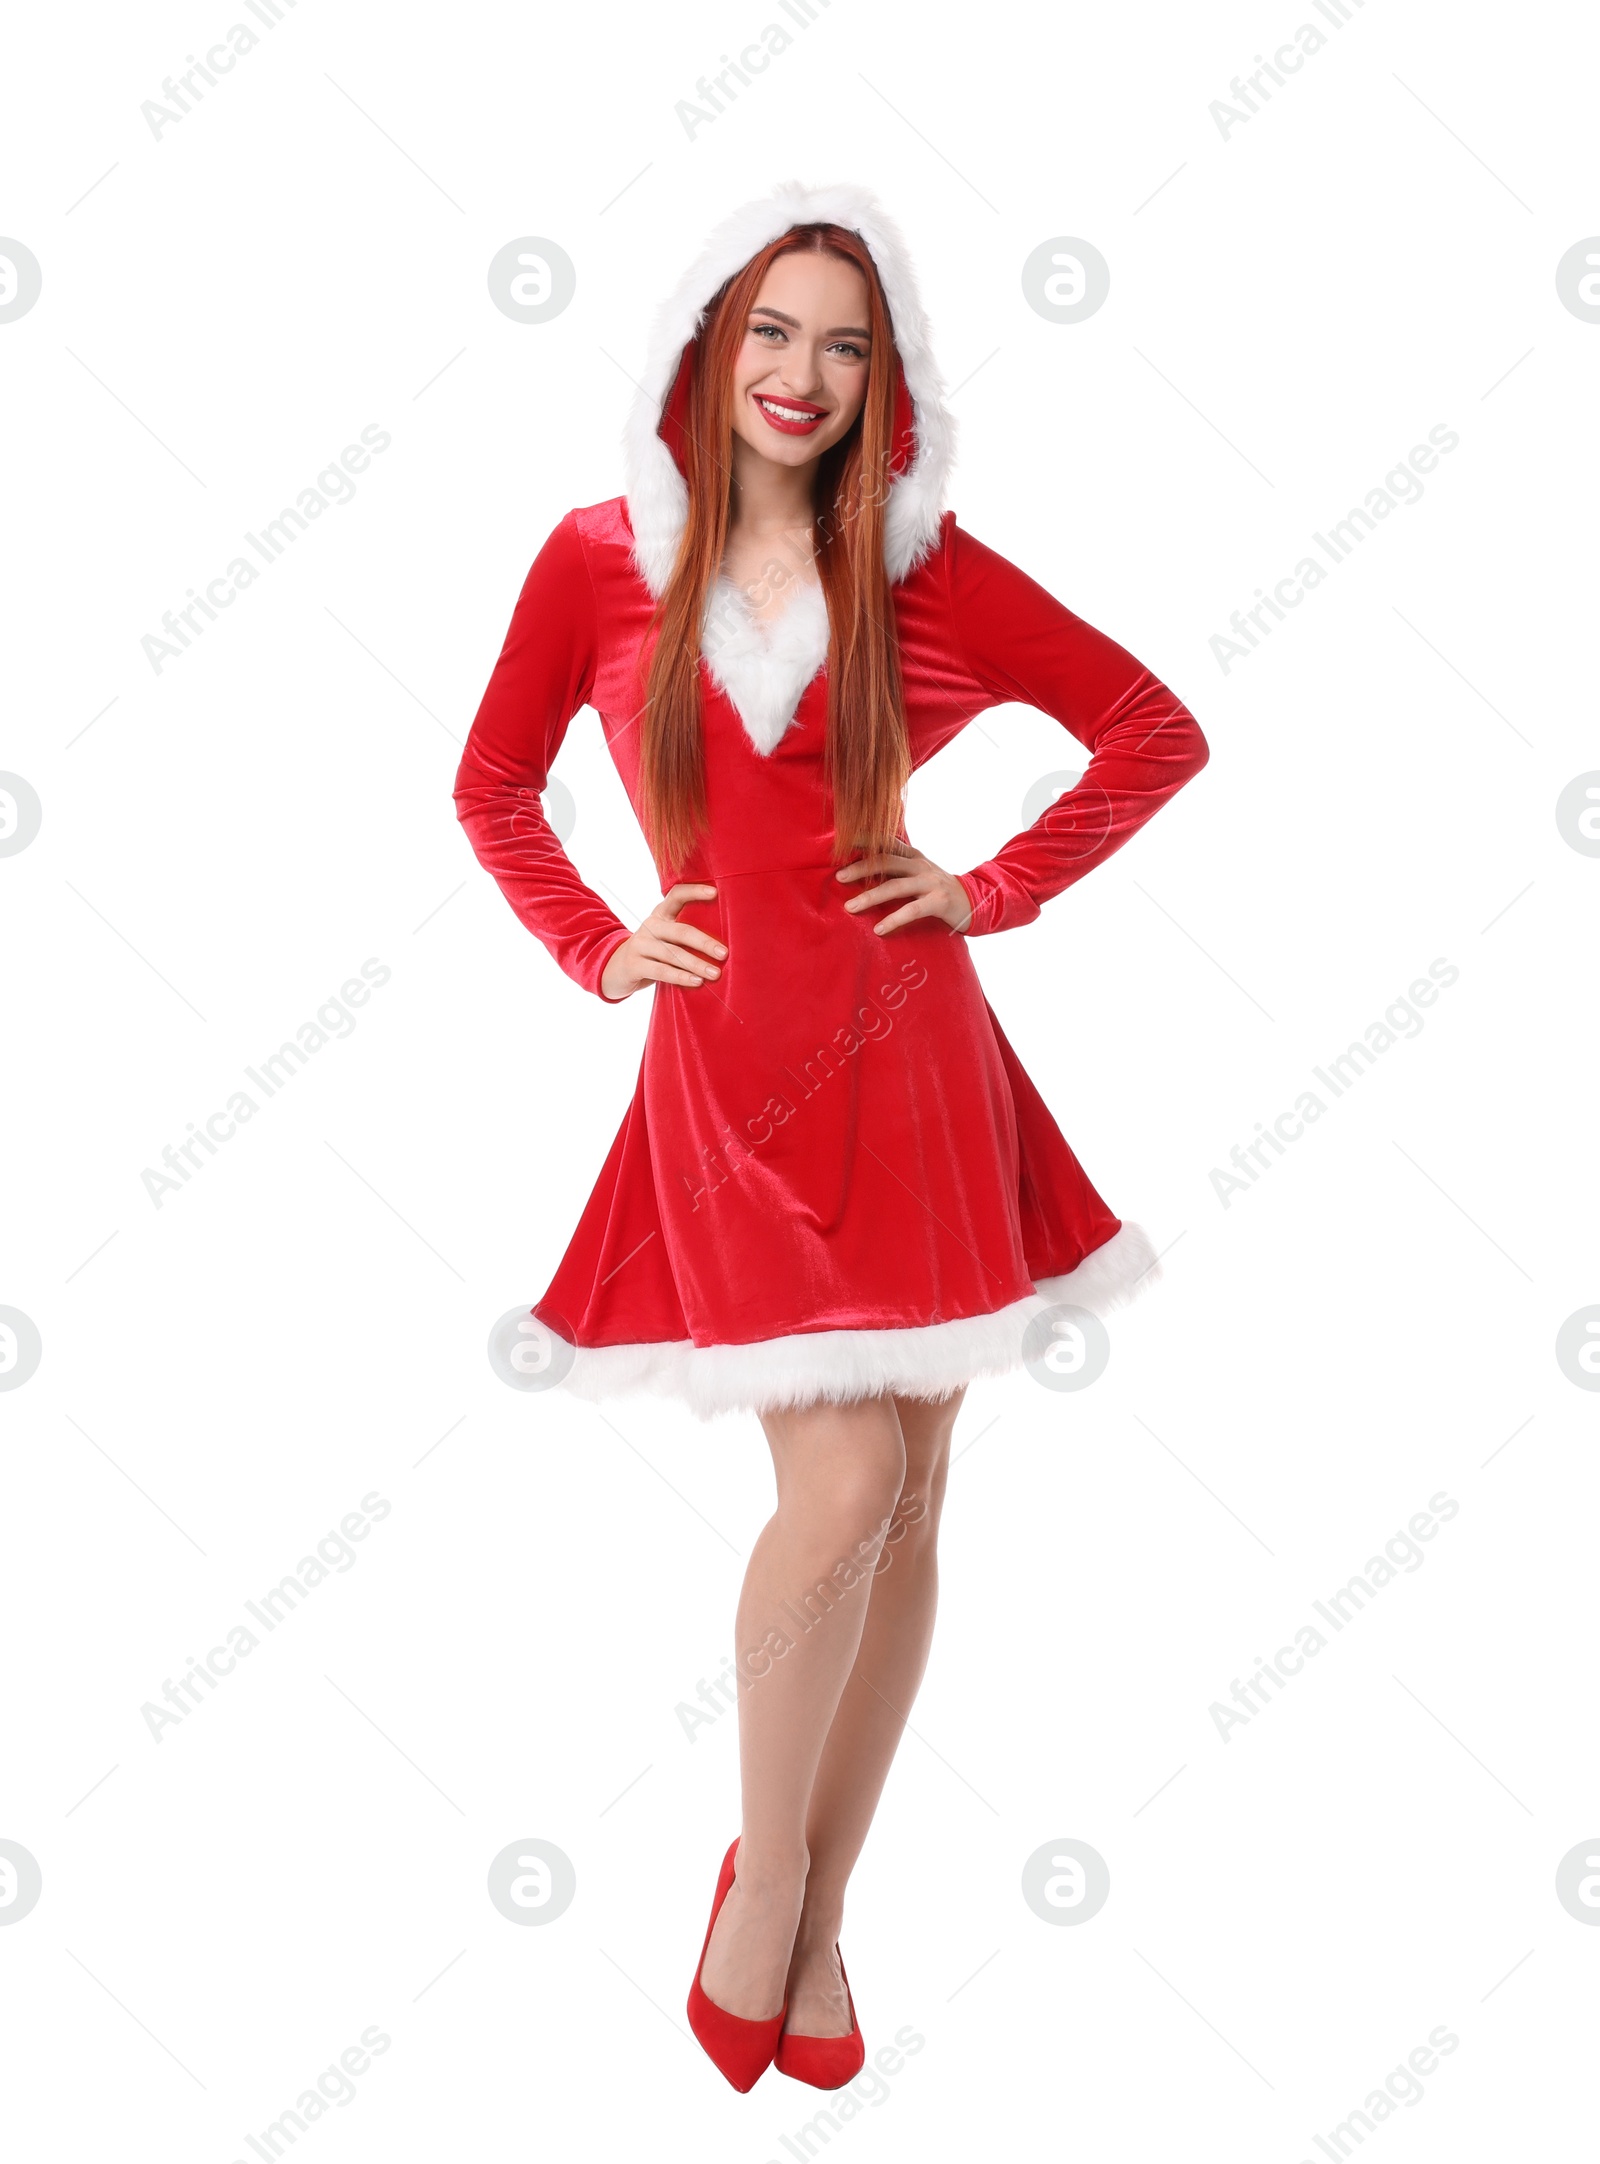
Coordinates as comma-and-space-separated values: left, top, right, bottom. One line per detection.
454, 182, 1208, 2092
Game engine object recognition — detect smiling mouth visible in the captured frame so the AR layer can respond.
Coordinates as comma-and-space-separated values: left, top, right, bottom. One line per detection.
753, 393, 830, 435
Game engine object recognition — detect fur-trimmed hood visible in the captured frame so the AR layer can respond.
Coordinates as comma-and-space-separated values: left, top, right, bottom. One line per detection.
621, 180, 957, 606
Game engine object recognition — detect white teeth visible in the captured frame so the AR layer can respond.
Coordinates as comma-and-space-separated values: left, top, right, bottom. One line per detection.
758, 397, 821, 422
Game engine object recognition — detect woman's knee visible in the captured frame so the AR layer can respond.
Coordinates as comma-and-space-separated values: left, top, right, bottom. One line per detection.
886, 1393, 959, 1546
764, 1395, 907, 1532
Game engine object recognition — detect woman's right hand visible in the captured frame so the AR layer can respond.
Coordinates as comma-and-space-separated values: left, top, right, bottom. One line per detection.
600, 884, 727, 999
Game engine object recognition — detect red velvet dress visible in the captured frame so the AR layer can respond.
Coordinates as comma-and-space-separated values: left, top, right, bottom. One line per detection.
454, 495, 1208, 1418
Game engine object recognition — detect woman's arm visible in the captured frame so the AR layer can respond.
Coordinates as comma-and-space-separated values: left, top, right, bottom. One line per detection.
453, 513, 635, 999
944, 519, 1209, 936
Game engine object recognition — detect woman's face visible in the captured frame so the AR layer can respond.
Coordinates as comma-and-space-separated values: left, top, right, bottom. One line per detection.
727, 249, 873, 472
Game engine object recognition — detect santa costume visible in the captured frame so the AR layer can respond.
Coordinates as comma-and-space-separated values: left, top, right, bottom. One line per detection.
454, 182, 1209, 1420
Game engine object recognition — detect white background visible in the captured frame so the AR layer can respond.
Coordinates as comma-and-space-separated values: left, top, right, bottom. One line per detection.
3, 0, 1597, 2156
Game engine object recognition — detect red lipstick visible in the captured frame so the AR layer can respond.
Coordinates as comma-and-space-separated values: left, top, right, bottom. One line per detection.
752, 392, 830, 436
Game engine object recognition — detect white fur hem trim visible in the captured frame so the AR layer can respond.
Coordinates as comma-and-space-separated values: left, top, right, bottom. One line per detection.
547, 1222, 1161, 1421
622, 179, 956, 609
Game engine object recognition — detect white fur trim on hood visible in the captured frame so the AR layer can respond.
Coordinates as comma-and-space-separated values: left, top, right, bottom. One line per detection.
622, 181, 957, 754
546, 1222, 1161, 1422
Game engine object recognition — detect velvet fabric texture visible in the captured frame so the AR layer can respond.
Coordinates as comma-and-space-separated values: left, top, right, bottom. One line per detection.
453, 496, 1208, 1409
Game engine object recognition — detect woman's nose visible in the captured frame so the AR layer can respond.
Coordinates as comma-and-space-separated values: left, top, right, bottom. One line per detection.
775, 346, 824, 395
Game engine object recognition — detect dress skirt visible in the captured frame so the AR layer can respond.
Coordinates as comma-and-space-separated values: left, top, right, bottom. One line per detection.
532, 860, 1154, 1419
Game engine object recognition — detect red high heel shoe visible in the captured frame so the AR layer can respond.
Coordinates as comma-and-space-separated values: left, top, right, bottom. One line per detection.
686, 1837, 787, 2092
774, 1942, 865, 2089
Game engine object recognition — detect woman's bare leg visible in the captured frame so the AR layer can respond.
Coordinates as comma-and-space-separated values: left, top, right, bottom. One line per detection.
779, 1387, 963, 2035
696, 1392, 907, 2021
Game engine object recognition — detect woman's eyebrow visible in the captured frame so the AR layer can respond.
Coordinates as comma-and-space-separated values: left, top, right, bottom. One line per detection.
750, 305, 872, 338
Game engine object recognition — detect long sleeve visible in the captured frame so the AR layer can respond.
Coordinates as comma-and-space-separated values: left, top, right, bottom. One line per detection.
945, 522, 1209, 936
454, 513, 634, 1000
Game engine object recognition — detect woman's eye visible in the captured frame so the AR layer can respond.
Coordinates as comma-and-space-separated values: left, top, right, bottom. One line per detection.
831, 341, 867, 360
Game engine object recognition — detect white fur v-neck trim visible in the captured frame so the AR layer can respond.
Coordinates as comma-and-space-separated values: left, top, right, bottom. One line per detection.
701, 574, 829, 755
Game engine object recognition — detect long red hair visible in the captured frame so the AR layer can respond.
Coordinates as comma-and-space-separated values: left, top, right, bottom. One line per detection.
639, 223, 910, 870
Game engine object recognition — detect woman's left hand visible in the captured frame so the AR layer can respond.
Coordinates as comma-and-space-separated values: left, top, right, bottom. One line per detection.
836, 842, 973, 935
